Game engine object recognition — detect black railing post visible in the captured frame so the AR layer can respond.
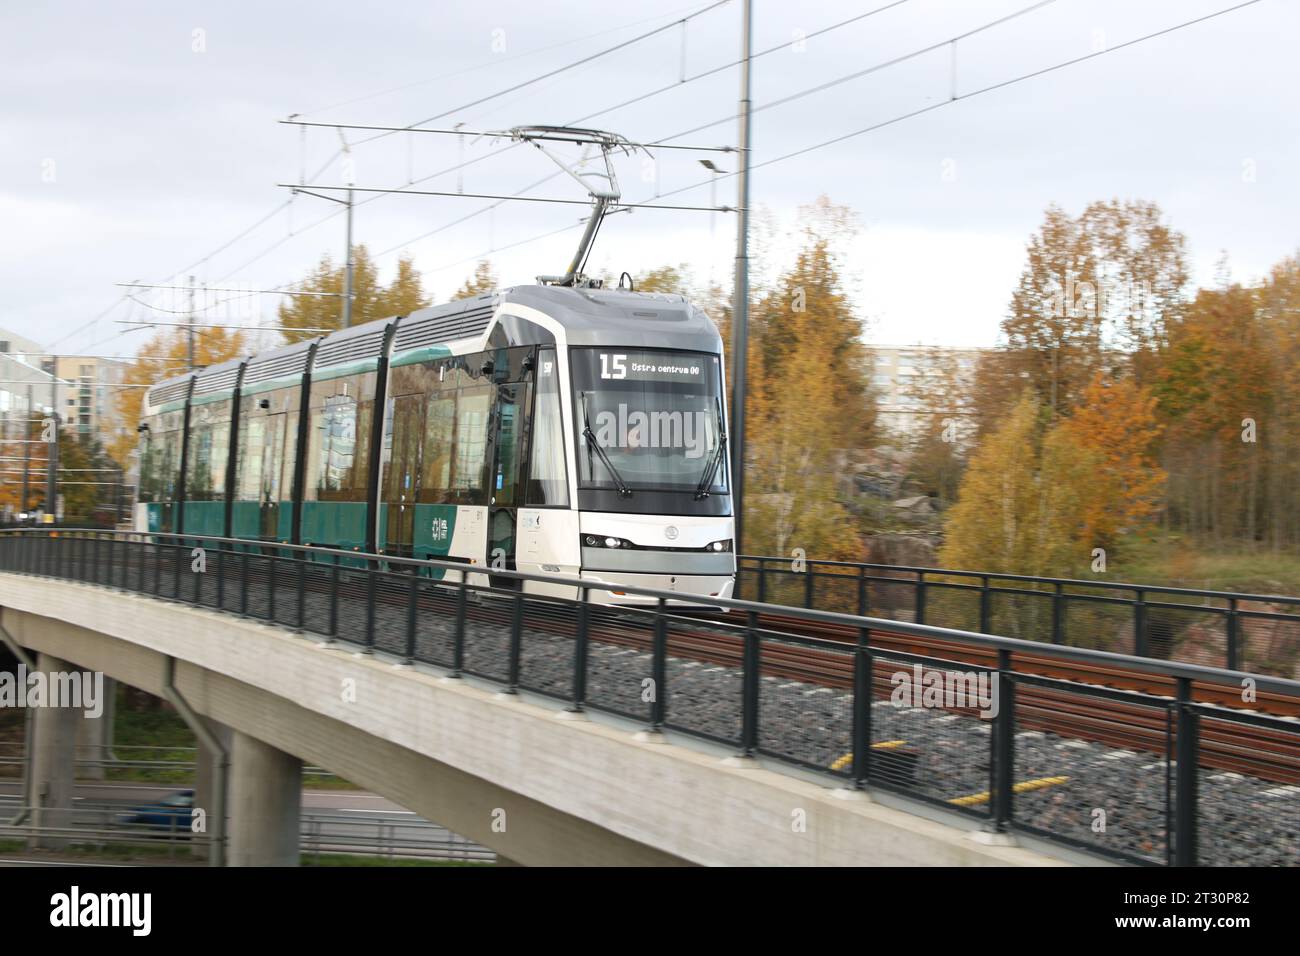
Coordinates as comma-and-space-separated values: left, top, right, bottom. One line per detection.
650, 598, 668, 730
266, 550, 277, 621
757, 558, 767, 604
1225, 599, 1239, 672
979, 575, 991, 632
170, 538, 180, 598
403, 575, 418, 665
1173, 677, 1199, 866
505, 589, 524, 693
569, 587, 590, 713
296, 556, 306, 630
856, 565, 868, 617
363, 561, 376, 653
740, 610, 760, 757
990, 649, 1015, 832
1051, 582, 1064, 644
192, 543, 202, 605
804, 564, 815, 609
328, 559, 340, 639
215, 546, 224, 609
94, 532, 103, 587
1134, 589, 1148, 657
450, 570, 467, 678
851, 626, 872, 790
915, 571, 927, 626
239, 549, 249, 615
153, 536, 162, 595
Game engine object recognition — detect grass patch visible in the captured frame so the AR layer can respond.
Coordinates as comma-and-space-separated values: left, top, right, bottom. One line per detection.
108, 685, 196, 784
1113, 536, 1300, 597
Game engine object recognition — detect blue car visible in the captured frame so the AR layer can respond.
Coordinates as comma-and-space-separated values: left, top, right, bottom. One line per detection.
118, 789, 194, 836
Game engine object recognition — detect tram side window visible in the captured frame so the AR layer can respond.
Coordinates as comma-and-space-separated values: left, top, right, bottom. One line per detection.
235, 417, 265, 501
306, 373, 375, 504
281, 409, 298, 500
156, 430, 180, 501
453, 385, 491, 504
526, 350, 569, 507
420, 396, 455, 499
186, 401, 232, 501
317, 395, 357, 500
138, 423, 157, 502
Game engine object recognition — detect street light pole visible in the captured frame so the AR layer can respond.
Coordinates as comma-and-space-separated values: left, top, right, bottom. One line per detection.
730, 0, 753, 559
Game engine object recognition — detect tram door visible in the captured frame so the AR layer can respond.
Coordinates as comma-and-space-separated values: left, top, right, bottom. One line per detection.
385, 396, 423, 558
487, 378, 532, 587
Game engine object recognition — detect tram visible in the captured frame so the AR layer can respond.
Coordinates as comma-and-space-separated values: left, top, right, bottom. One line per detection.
134, 283, 736, 604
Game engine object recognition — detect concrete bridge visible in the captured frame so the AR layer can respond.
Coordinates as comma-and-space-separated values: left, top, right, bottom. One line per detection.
0, 568, 1066, 867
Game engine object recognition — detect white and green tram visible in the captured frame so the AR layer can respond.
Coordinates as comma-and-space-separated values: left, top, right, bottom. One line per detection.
135, 284, 736, 604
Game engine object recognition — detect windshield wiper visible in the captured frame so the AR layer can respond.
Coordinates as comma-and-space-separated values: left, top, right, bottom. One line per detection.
694, 398, 727, 500
580, 391, 633, 498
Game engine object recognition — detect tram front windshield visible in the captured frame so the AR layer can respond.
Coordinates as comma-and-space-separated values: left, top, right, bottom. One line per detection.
570, 348, 727, 496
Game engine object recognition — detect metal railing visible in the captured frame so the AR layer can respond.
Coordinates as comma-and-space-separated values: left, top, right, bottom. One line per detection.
0, 804, 493, 863
737, 555, 1300, 678
1, 529, 1297, 867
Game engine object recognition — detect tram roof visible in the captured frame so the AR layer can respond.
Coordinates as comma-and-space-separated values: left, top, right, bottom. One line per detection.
143, 283, 721, 411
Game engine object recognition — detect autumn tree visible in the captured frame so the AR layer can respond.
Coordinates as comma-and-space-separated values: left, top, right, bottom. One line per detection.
634, 263, 692, 295
940, 393, 1098, 578
108, 325, 247, 468
743, 197, 876, 562
57, 429, 121, 525
1154, 261, 1294, 547
943, 371, 1167, 577
0, 414, 51, 517
450, 259, 497, 301
1058, 371, 1166, 549
974, 200, 1188, 434
279, 246, 430, 342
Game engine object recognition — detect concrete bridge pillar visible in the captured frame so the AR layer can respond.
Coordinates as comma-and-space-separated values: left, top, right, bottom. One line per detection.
228, 729, 301, 866
28, 652, 79, 850
193, 718, 231, 862
74, 675, 115, 780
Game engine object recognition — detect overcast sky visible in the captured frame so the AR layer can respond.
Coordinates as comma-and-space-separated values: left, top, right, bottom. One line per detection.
2, 0, 1295, 358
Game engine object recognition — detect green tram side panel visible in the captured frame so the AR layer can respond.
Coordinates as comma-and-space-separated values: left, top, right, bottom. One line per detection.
412, 503, 458, 579
301, 500, 368, 555
144, 502, 173, 534
376, 502, 458, 579
181, 501, 224, 537
227, 501, 295, 558
179, 501, 226, 554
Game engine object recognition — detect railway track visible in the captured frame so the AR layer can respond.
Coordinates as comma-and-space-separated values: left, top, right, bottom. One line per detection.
73, 554, 1300, 785
442, 588, 1300, 783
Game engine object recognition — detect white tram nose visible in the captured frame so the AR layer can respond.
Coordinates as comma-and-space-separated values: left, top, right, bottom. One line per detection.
576, 512, 736, 605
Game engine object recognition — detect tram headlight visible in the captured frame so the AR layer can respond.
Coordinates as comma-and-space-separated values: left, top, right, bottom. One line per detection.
582, 535, 634, 549
707, 539, 732, 553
